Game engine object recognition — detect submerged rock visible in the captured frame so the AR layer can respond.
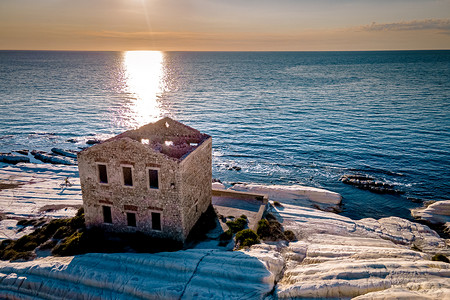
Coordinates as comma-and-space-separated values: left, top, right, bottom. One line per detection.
408, 196, 424, 203
13, 150, 29, 156
31, 151, 76, 165
86, 139, 101, 145
0, 154, 30, 164
340, 174, 403, 194
224, 164, 242, 171
51, 148, 77, 159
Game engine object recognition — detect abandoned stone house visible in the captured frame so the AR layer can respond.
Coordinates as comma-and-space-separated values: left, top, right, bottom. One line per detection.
77, 117, 212, 242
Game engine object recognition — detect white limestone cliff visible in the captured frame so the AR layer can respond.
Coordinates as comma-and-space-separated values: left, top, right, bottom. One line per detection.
411, 200, 450, 233
0, 250, 274, 299
230, 183, 342, 211
267, 202, 450, 299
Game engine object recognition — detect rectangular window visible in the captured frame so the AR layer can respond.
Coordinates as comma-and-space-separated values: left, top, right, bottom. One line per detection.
102, 206, 112, 224
152, 212, 161, 231
122, 166, 133, 186
149, 169, 159, 189
98, 164, 108, 184
127, 212, 136, 227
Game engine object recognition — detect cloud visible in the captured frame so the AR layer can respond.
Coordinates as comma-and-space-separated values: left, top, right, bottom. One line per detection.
359, 19, 450, 33
74, 21, 450, 51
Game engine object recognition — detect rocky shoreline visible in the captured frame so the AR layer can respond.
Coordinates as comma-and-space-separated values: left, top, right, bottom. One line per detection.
412, 200, 450, 234
0, 148, 78, 166
0, 162, 449, 298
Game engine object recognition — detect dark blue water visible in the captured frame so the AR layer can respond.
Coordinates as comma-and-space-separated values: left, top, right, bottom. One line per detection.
1, 50, 449, 220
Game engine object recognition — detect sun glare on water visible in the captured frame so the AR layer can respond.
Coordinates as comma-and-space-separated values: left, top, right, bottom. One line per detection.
122, 51, 167, 128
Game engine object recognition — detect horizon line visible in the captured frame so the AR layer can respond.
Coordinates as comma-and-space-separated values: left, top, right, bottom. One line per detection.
1, 48, 449, 53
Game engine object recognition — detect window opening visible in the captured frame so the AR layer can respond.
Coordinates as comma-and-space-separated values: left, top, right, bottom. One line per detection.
98, 164, 108, 184
102, 206, 112, 224
122, 166, 133, 186
152, 212, 161, 230
127, 212, 136, 227
149, 169, 159, 189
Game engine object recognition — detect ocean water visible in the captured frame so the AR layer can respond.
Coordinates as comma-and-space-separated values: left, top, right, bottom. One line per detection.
0, 50, 449, 220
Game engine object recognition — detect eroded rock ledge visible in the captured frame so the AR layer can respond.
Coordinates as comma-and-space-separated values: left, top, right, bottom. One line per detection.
244, 202, 450, 299
412, 200, 450, 234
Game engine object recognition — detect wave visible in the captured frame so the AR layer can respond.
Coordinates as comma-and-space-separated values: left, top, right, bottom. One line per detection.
348, 166, 405, 177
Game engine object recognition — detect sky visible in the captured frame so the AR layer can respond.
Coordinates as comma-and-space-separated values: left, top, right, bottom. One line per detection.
0, 0, 449, 51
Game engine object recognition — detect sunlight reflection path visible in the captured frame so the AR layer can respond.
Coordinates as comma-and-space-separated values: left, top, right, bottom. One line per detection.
121, 51, 167, 128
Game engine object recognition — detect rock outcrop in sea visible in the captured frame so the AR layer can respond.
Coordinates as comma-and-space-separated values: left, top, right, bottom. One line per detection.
340, 174, 403, 194
50, 148, 77, 159
0, 154, 30, 164
31, 150, 76, 165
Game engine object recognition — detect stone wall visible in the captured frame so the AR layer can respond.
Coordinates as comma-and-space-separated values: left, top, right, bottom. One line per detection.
78, 137, 185, 241
180, 137, 212, 239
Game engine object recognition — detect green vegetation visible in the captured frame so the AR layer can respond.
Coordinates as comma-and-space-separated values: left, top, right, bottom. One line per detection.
226, 216, 248, 234
235, 229, 259, 248
284, 230, 296, 241
256, 219, 270, 237
258, 218, 284, 240
52, 231, 84, 256
219, 216, 249, 247
273, 201, 283, 207
257, 218, 294, 241
17, 218, 46, 227
221, 212, 296, 249
432, 253, 449, 263
0, 247, 34, 261
1, 204, 298, 260
0, 207, 182, 261
257, 214, 296, 242
0, 208, 86, 261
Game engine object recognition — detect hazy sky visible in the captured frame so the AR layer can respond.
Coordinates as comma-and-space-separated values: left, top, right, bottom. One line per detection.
1, 0, 449, 51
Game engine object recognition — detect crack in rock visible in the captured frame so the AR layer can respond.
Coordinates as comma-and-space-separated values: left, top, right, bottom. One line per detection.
179, 250, 212, 300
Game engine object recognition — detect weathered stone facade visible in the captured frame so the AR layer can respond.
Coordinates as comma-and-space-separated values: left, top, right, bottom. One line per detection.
77, 117, 212, 242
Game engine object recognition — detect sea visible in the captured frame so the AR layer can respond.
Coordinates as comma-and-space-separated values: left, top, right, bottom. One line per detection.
0, 50, 449, 221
